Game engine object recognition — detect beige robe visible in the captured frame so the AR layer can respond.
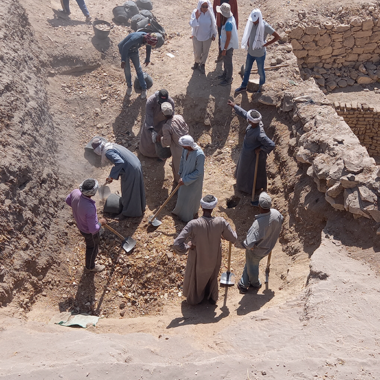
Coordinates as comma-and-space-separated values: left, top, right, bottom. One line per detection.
173, 216, 237, 305
161, 115, 189, 183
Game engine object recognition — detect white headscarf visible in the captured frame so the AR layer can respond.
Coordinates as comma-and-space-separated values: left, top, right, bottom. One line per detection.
190, 0, 217, 37
79, 179, 99, 197
91, 137, 114, 166
179, 135, 199, 149
200, 195, 218, 209
241, 9, 265, 50
247, 109, 262, 123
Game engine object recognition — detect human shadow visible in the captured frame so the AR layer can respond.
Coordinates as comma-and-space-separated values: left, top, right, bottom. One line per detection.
49, 10, 87, 27
91, 36, 112, 54
166, 299, 229, 329
236, 286, 275, 316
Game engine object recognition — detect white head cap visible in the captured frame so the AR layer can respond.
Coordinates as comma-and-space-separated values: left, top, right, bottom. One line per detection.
179, 135, 198, 149
259, 192, 272, 209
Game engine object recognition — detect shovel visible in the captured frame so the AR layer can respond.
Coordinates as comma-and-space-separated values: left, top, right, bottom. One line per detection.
103, 224, 136, 253
251, 151, 260, 206
220, 241, 235, 286
265, 251, 272, 283
98, 182, 110, 203
149, 184, 180, 227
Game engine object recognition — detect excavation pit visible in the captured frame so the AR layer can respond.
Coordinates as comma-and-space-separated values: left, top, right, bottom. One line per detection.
226, 196, 241, 208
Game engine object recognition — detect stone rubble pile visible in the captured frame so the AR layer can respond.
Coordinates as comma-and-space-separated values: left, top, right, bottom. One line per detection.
278, 82, 380, 224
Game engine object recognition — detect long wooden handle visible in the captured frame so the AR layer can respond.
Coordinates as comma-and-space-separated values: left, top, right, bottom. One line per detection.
266, 251, 272, 273
152, 184, 181, 220
104, 224, 125, 240
226, 241, 232, 272
251, 151, 260, 202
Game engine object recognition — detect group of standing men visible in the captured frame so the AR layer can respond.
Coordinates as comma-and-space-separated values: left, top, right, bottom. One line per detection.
65, 1, 284, 305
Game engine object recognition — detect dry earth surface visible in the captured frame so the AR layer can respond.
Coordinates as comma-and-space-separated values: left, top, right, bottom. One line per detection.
1, 0, 380, 378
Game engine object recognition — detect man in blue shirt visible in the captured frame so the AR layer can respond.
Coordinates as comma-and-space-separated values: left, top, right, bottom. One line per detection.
118, 32, 163, 99
235, 9, 280, 94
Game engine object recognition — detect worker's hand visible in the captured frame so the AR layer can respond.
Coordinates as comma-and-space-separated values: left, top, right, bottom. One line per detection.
106, 177, 113, 184
145, 61, 150, 66
222, 49, 227, 56
187, 241, 196, 250
99, 218, 107, 226
227, 99, 235, 108
121, 61, 126, 69
254, 147, 261, 155
212, 36, 216, 41
195, 9, 201, 19
178, 178, 184, 186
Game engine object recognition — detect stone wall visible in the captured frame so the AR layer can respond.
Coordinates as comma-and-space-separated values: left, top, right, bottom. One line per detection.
288, 16, 380, 90
334, 102, 380, 157
279, 82, 380, 225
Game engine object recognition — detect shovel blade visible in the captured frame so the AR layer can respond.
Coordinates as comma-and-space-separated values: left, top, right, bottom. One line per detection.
98, 185, 111, 201
148, 216, 162, 227
122, 237, 136, 253
220, 271, 235, 286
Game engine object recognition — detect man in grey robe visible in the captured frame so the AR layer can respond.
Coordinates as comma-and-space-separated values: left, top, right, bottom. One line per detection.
228, 100, 275, 200
139, 89, 175, 159
159, 102, 189, 184
173, 195, 237, 305
237, 192, 283, 293
92, 138, 146, 220
172, 135, 205, 222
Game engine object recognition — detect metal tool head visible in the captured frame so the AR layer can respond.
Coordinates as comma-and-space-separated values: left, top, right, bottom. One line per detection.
239, 64, 245, 78
122, 237, 136, 253
251, 200, 259, 207
98, 184, 111, 202
148, 215, 162, 227
220, 271, 235, 286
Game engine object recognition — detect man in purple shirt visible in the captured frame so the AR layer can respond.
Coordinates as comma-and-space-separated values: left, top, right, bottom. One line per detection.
66, 179, 107, 273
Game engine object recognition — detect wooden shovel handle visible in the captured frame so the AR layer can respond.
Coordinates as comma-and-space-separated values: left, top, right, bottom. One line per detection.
251, 151, 260, 202
265, 251, 272, 274
152, 184, 181, 221
226, 241, 232, 272
104, 224, 125, 240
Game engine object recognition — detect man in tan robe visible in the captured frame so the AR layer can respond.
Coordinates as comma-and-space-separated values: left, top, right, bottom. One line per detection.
159, 102, 189, 184
173, 195, 237, 305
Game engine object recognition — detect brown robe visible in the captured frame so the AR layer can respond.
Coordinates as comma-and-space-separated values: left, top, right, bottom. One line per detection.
173, 216, 237, 305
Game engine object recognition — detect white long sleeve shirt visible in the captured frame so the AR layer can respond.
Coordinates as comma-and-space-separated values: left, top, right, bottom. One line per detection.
190, 10, 217, 41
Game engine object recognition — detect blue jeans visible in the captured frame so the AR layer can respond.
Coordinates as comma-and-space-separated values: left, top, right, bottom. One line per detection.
241, 52, 266, 88
62, 0, 90, 17
124, 51, 146, 90
239, 248, 267, 287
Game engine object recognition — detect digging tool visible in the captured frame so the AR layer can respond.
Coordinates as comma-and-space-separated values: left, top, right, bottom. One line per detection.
265, 251, 272, 284
98, 182, 110, 203
251, 151, 260, 206
104, 224, 136, 253
149, 184, 181, 227
220, 241, 235, 286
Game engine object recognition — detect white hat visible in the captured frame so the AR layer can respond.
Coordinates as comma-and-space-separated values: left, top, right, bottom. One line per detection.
249, 10, 261, 23
161, 102, 173, 116
259, 192, 272, 209
200, 195, 218, 209
216, 3, 233, 18
179, 135, 197, 149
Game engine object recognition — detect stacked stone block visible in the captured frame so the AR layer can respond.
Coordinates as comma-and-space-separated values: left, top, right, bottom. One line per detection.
334, 102, 380, 157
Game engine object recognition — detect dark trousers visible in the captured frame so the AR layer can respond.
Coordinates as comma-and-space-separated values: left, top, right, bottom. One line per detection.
222, 48, 234, 81
80, 231, 100, 269
217, 26, 222, 52
62, 0, 90, 17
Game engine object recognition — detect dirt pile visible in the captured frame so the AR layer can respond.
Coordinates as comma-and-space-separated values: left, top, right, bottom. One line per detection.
0, 0, 62, 306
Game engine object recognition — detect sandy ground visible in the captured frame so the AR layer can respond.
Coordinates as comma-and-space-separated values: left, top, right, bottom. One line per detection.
1, 0, 380, 378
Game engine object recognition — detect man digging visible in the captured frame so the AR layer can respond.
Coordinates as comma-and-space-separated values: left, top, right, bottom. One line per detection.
173, 195, 237, 305
66, 179, 107, 273
237, 192, 283, 294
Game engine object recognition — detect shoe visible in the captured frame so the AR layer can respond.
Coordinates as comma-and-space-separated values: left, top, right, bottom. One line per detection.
141, 90, 147, 100
215, 54, 223, 63
86, 15, 92, 23
85, 264, 105, 273
209, 298, 217, 305
198, 64, 205, 74
257, 85, 262, 93
151, 131, 158, 144
217, 74, 226, 80
237, 282, 249, 294
235, 86, 247, 94
126, 87, 132, 96
219, 79, 232, 86
191, 63, 199, 70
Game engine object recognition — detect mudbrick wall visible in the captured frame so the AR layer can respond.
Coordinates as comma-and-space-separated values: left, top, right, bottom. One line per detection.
288, 10, 380, 91
0, 0, 61, 305
334, 102, 380, 157
279, 81, 380, 227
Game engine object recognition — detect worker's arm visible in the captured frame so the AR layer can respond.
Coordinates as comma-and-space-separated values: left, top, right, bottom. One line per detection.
222, 30, 231, 55
144, 44, 152, 66
189, 9, 200, 27
173, 223, 194, 254
263, 31, 280, 48
65, 192, 73, 207
161, 124, 172, 147
257, 129, 275, 154
222, 221, 238, 243
228, 103, 248, 119
105, 150, 125, 180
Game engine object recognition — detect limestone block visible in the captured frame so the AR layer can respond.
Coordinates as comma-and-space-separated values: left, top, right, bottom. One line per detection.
326, 159, 345, 186
366, 205, 380, 222
281, 92, 294, 112
352, 47, 365, 54
344, 188, 368, 217
304, 41, 317, 50
305, 56, 321, 63
362, 19, 375, 31
371, 54, 380, 63
363, 43, 377, 53
316, 34, 332, 46
305, 26, 320, 35
325, 193, 345, 211
289, 27, 304, 39
314, 176, 327, 193
293, 49, 308, 59
369, 31, 380, 42
350, 17, 362, 27
331, 34, 343, 41
356, 75, 374, 84
303, 120, 315, 132
346, 53, 359, 61
349, 70, 359, 80
324, 22, 334, 30
358, 186, 377, 203
358, 54, 374, 62
326, 81, 337, 91
247, 78, 260, 92
334, 25, 350, 32
309, 46, 333, 57
291, 39, 303, 50
315, 77, 325, 86
355, 30, 373, 38
337, 79, 347, 88
296, 146, 313, 164
343, 36, 355, 48
368, 70, 378, 80
332, 41, 343, 49
326, 182, 344, 198
332, 48, 346, 56
355, 37, 370, 47
301, 34, 315, 43
343, 30, 353, 38
343, 150, 366, 174
313, 154, 338, 180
